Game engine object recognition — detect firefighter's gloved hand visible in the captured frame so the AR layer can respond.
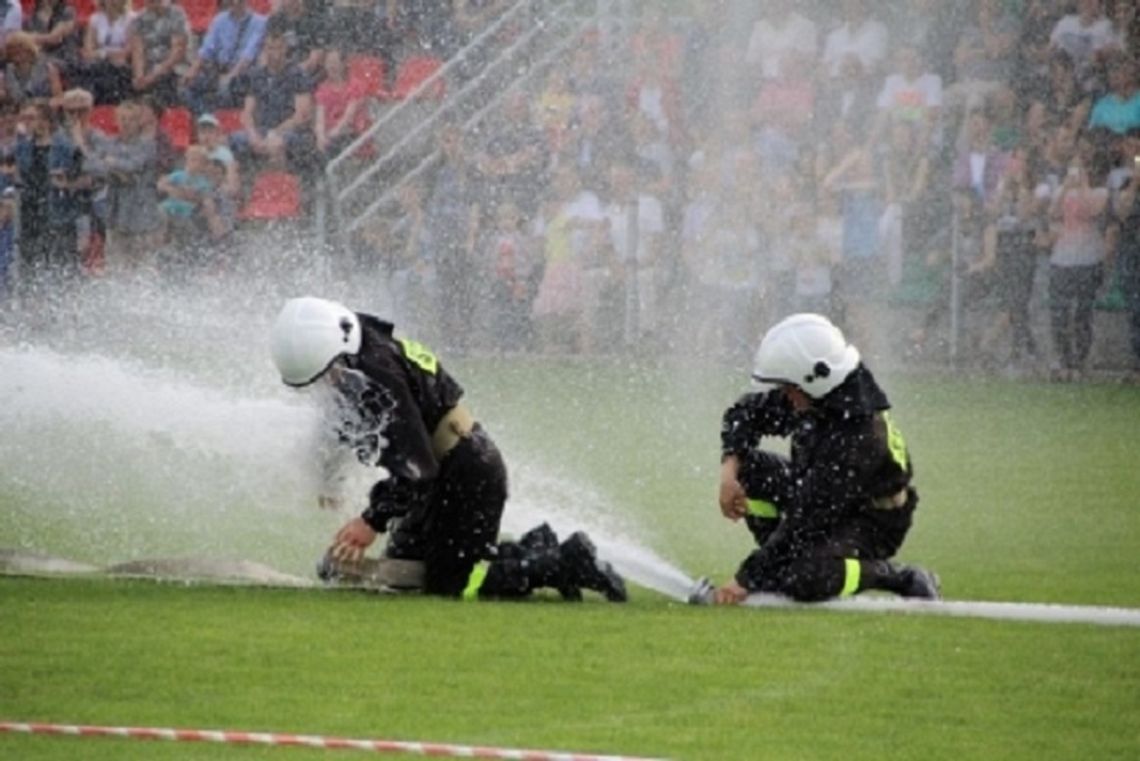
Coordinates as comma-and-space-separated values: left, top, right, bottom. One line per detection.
361, 477, 418, 533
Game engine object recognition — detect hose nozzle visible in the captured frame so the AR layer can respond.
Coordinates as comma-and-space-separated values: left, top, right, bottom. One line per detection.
688, 577, 714, 605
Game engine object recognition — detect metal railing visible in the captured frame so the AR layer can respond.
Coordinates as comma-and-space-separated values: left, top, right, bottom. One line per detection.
319, 0, 593, 248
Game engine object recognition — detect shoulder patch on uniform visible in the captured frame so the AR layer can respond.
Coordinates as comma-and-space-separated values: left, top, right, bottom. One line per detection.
882, 411, 909, 470
397, 338, 438, 375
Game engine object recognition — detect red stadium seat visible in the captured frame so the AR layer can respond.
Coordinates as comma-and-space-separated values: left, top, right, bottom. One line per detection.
72, 0, 98, 24
159, 106, 193, 151
391, 56, 445, 100
247, 0, 272, 14
241, 170, 302, 221
213, 108, 244, 134
179, 0, 219, 34
347, 55, 387, 100
89, 105, 120, 136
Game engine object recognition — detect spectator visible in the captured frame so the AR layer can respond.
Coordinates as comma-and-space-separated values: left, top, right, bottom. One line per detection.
538, 67, 576, 152
79, 0, 135, 105
1111, 0, 1140, 54
0, 101, 20, 159
182, 0, 268, 116
987, 85, 1023, 152
947, 0, 1020, 116
821, 0, 889, 82
1049, 0, 1122, 95
531, 163, 604, 354
476, 200, 537, 352
564, 94, 624, 192
1088, 52, 1140, 136
4, 32, 62, 106
1047, 142, 1112, 379
626, 51, 687, 149
1038, 120, 1082, 195
686, 187, 762, 360
14, 102, 59, 284
157, 144, 215, 253
873, 44, 942, 149
452, 0, 511, 47
129, 0, 189, 109
135, 96, 178, 174
820, 118, 883, 352
629, 5, 684, 84
890, 0, 957, 83
80, 100, 161, 273
1035, 51, 1093, 132
314, 47, 368, 160
981, 150, 1044, 364
880, 118, 933, 286
909, 192, 988, 357
472, 89, 546, 221
425, 124, 481, 353
23, 0, 80, 77
952, 108, 1010, 205
1023, 99, 1056, 159
327, 0, 383, 55
371, 181, 435, 335
198, 154, 238, 255
566, 37, 613, 104
1017, 0, 1068, 103
629, 112, 673, 200
814, 50, 878, 145
1114, 147, 1140, 373
272, 0, 328, 78
602, 158, 666, 345
744, 0, 817, 82
55, 92, 109, 279
0, 188, 13, 300
0, 0, 20, 48
231, 20, 314, 174
762, 172, 808, 323
793, 203, 835, 317
52, 89, 105, 279
195, 113, 241, 199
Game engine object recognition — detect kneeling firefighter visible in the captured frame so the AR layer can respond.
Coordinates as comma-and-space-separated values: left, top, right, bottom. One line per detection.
707, 313, 940, 606
270, 297, 626, 602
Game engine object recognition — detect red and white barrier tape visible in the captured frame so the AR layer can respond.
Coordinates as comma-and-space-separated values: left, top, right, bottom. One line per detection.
0, 721, 670, 761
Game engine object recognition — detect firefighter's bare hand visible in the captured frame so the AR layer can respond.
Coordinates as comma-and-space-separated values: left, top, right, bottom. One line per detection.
713, 580, 749, 605
718, 476, 748, 521
331, 517, 377, 563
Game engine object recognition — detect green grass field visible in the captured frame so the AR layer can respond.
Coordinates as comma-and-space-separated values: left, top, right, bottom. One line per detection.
2, 359, 1139, 760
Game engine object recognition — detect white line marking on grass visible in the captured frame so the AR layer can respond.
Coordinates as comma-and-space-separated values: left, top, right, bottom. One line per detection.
0, 721, 672, 760
741, 593, 1140, 627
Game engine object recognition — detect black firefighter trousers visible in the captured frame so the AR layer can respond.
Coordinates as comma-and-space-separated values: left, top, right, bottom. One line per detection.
738, 450, 916, 601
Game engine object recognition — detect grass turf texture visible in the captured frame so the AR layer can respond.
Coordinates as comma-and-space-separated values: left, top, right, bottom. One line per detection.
3, 361, 1140, 759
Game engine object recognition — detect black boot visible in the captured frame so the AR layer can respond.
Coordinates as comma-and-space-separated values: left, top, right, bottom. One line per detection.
860, 560, 941, 600
518, 522, 559, 552
558, 531, 628, 602
896, 564, 942, 599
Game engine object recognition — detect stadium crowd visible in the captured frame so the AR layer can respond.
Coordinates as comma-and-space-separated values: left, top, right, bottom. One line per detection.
1, 0, 1140, 380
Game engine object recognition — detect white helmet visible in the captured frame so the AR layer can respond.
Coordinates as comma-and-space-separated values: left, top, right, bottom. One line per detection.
751, 313, 860, 399
270, 297, 362, 387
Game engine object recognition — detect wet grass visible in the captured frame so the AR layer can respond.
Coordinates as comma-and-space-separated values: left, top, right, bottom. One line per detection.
1, 576, 1138, 761
2, 364, 1139, 759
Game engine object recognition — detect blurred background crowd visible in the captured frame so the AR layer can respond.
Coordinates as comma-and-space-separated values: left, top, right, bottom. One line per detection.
1, 0, 1139, 381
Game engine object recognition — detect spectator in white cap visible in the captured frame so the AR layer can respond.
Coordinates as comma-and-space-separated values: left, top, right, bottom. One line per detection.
196, 112, 241, 198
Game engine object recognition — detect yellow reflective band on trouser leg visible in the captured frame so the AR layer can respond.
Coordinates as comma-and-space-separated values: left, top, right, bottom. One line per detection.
462, 562, 489, 601
747, 499, 779, 519
841, 558, 861, 597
